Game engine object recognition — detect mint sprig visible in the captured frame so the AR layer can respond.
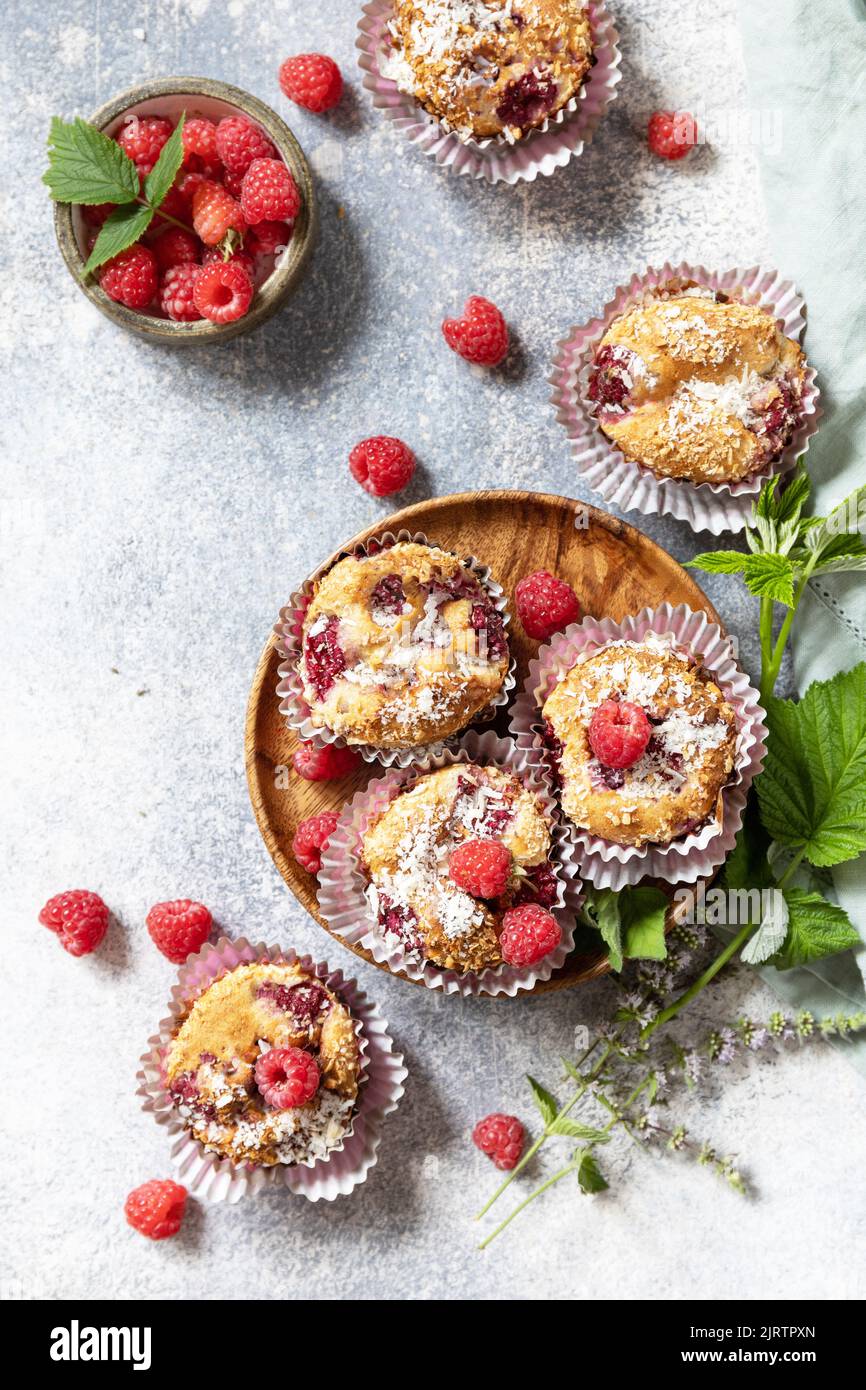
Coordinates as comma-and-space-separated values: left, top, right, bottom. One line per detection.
46, 113, 189, 276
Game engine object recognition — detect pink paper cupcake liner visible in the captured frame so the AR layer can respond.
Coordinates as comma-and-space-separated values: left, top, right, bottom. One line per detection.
509, 603, 768, 890
318, 728, 582, 997
356, 0, 622, 186
274, 528, 516, 769
550, 262, 821, 535
137, 937, 407, 1203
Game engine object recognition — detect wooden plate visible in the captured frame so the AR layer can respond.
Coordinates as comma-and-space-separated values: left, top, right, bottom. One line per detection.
245, 491, 721, 995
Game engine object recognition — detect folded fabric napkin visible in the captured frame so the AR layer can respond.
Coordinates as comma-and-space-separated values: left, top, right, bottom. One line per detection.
738, 0, 866, 1072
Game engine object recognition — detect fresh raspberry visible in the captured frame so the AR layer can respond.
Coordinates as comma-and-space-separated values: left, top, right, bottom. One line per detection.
116, 115, 173, 174
247, 219, 293, 257
99, 244, 158, 309
146, 899, 213, 963
158, 264, 203, 322
515, 570, 582, 641
193, 260, 254, 324
191, 179, 246, 246
174, 169, 207, 210
279, 54, 344, 113
39, 890, 109, 957
349, 436, 416, 497
442, 295, 509, 367
152, 226, 201, 273
255, 1046, 319, 1109
215, 115, 275, 175
221, 166, 245, 199
588, 699, 652, 770
499, 904, 561, 968
293, 740, 361, 781
647, 110, 698, 161
472, 1113, 525, 1170
84, 201, 117, 228
292, 812, 339, 875
240, 157, 301, 225
450, 839, 512, 898
201, 244, 255, 278
124, 1179, 187, 1240
181, 116, 219, 169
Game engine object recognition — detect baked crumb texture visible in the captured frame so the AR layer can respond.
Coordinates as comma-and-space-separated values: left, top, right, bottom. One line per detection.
383, 0, 593, 142
542, 638, 738, 847
587, 286, 806, 485
165, 961, 362, 1168
361, 762, 556, 972
299, 542, 510, 750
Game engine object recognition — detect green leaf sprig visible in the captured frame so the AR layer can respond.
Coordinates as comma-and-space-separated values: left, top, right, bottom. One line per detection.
44, 115, 188, 275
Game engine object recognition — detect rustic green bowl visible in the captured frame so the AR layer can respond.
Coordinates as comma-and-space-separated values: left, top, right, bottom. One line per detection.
53, 76, 318, 344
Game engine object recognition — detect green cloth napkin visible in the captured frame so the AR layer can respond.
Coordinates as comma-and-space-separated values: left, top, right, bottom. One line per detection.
737, 0, 866, 1071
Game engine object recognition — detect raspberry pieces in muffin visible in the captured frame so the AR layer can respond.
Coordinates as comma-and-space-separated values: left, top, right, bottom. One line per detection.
383, 1, 593, 143
299, 542, 510, 751
361, 763, 560, 972
542, 637, 738, 848
165, 961, 361, 1167
587, 285, 807, 485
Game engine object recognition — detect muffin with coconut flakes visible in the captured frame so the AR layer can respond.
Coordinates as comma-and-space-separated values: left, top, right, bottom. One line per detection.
586, 284, 807, 485
382, 0, 594, 143
542, 637, 738, 847
165, 960, 361, 1167
297, 542, 510, 751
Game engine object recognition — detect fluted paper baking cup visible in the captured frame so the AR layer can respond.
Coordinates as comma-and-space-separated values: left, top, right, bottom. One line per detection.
137, 937, 407, 1203
508, 603, 767, 890
318, 728, 582, 997
356, 0, 622, 186
550, 262, 821, 535
274, 528, 516, 769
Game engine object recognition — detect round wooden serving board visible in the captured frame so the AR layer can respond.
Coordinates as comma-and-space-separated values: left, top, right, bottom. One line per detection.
245, 491, 721, 996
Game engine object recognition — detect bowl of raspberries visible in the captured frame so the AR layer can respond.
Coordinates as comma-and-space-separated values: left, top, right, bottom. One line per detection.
52, 76, 317, 342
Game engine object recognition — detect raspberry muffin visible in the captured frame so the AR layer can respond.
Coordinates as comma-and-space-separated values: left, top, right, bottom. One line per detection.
360, 762, 560, 972
384, 1, 594, 143
298, 542, 510, 750
587, 284, 807, 484
164, 960, 362, 1167
542, 637, 738, 847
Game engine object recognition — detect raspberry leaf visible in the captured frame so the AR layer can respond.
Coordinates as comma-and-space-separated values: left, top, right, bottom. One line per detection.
620, 886, 668, 961
143, 115, 185, 211
83, 201, 154, 276
44, 116, 140, 205
687, 550, 749, 576
740, 891, 789, 965
769, 889, 861, 970
757, 664, 866, 866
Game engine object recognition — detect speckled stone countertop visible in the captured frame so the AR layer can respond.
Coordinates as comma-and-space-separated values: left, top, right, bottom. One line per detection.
2, 1, 864, 1302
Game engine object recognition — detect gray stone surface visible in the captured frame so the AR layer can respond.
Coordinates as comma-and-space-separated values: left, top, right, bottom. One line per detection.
2, 0, 864, 1301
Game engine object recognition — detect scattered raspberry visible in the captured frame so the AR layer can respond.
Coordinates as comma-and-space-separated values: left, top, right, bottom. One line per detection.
99, 244, 158, 309
215, 115, 275, 175
193, 260, 254, 324
39, 890, 109, 957
117, 115, 173, 174
201, 245, 255, 279
152, 226, 201, 274
159, 263, 203, 322
292, 812, 339, 875
146, 899, 213, 963
247, 219, 293, 257
240, 157, 301, 225
647, 110, 698, 161
588, 699, 652, 770
279, 54, 344, 113
191, 179, 246, 246
124, 1179, 187, 1240
472, 1113, 525, 1170
499, 903, 561, 968
255, 1046, 319, 1109
293, 740, 361, 781
450, 839, 512, 898
442, 294, 509, 367
181, 116, 219, 169
515, 570, 582, 641
349, 436, 416, 497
